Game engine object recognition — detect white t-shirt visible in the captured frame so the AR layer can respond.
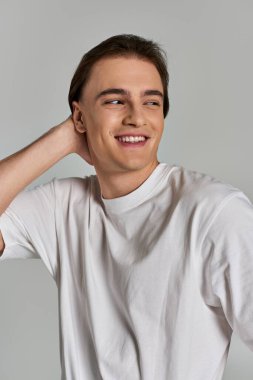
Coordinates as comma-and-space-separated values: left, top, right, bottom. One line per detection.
0, 162, 253, 380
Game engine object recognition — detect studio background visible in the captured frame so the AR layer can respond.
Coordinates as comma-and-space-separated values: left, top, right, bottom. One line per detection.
0, 0, 252, 379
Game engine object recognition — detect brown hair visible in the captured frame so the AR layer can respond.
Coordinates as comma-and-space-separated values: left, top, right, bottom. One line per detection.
68, 34, 170, 118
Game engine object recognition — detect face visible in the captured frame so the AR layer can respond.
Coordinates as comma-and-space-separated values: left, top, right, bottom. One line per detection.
73, 56, 165, 176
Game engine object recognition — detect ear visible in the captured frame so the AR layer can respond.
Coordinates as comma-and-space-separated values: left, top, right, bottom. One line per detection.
72, 101, 86, 133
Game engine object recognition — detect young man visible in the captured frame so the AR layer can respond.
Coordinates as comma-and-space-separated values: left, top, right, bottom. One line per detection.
0, 34, 252, 380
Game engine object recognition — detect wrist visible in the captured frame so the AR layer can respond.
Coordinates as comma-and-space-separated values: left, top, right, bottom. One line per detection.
52, 122, 76, 156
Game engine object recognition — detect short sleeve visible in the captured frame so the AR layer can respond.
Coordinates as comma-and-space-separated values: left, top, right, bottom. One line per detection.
201, 191, 253, 351
0, 178, 58, 281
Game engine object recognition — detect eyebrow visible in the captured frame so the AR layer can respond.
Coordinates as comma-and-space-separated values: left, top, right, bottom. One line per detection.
95, 88, 164, 101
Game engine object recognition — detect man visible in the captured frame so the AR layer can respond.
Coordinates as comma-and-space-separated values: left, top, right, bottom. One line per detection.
0, 34, 252, 380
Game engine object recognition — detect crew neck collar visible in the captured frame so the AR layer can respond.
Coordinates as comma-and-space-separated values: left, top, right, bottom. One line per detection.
97, 163, 174, 214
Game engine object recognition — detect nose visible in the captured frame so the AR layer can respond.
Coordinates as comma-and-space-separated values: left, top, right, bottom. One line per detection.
122, 104, 147, 127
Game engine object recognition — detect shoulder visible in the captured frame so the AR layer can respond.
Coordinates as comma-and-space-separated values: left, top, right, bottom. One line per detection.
169, 164, 249, 238
52, 174, 98, 201
170, 164, 242, 204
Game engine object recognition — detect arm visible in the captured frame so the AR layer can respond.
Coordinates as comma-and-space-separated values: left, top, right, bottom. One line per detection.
201, 192, 253, 351
0, 115, 92, 216
0, 115, 92, 256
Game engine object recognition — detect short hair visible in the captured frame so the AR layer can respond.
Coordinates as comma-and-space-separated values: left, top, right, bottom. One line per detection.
68, 34, 170, 118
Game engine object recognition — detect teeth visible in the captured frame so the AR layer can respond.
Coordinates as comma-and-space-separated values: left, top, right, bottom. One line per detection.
117, 136, 146, 143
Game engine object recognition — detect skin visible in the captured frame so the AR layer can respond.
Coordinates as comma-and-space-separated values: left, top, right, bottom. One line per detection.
72, 56, 165, 199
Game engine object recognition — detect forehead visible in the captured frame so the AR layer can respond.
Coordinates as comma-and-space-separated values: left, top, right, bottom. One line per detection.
82, 56, 163, 99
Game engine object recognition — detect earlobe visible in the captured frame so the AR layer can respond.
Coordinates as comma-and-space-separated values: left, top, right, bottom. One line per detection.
75, 119, 87, 134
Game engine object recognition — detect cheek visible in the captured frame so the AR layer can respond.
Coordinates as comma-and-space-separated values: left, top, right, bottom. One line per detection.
85, 114, 103, 138
151, 115, 164, 130
102, 108, 123, 123
89, 112, 121, 140
89, 107, 120, 127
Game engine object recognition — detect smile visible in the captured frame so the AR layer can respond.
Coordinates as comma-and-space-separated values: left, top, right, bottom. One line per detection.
114, 135, 149, 147
116, 135, 146, 143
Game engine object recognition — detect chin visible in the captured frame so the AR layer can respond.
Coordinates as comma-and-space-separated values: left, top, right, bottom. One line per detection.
117, 159, 155, 172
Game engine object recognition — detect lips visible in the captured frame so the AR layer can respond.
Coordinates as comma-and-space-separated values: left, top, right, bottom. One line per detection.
117, 136, 145, 143
114, 132, 150, 148
114, 134, 149, 139
115, 134, 149, 143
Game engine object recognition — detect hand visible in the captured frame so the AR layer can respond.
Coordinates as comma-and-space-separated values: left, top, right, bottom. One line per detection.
57, 115, 94, 166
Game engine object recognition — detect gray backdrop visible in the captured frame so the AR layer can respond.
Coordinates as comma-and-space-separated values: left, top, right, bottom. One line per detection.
0, 0, 252, 379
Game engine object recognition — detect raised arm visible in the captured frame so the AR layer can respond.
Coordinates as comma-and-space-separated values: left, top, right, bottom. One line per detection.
0, 115, 92, 255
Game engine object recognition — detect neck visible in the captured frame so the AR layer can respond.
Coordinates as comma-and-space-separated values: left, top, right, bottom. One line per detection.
95, 160, 160, 199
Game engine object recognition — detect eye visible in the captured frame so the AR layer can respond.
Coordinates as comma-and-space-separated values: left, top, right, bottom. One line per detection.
146, 101, 160, 106
104, 100, 123, 105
